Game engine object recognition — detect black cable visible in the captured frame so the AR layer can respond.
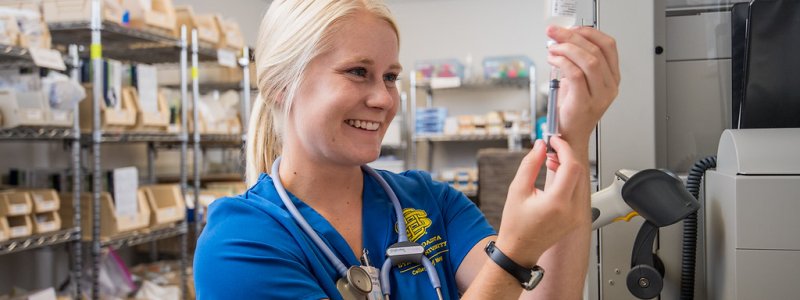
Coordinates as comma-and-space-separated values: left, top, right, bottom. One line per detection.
680, 156, 716, 300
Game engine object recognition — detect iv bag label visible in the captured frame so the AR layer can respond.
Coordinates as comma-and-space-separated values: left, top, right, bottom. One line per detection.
550, 0, 577, 18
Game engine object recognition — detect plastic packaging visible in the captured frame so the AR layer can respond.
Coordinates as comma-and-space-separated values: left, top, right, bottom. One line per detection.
482, 56, 533, 79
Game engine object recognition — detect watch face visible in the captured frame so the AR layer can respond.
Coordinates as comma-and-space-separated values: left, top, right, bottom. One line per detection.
523, 267, 545, 290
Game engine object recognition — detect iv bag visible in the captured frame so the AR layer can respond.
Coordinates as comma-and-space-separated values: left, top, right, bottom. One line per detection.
545, 0, 577, 28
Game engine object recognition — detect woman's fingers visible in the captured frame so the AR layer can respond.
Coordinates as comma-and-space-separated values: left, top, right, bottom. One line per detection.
546, 26, 615, 98
509, 139, 547, 196
544, 137, 583, 202
546, 54, 588, 97
575, 26, 621, 84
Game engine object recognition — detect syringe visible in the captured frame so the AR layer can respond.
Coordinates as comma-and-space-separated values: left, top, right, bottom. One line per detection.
545, 61, 560, 153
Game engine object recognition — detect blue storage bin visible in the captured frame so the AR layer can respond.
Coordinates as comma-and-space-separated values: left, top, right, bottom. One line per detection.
415, 107, 447, 134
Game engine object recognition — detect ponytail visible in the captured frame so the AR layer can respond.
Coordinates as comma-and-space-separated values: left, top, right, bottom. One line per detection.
246, 93, 281, 187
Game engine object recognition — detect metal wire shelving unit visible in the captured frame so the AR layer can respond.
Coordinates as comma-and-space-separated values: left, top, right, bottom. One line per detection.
0, 43, 83, 299
44, 1, 195, 298
42, 2, 253, 299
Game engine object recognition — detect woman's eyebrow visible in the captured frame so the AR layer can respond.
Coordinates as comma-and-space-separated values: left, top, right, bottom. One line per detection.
342, 57, 403, 71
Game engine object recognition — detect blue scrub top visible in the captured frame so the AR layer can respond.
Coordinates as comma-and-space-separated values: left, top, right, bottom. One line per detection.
194, 169, 496, 299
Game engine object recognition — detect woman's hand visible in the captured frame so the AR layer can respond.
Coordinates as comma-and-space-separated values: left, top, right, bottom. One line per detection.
494, 137, 587, 266
546, 26, 620, 149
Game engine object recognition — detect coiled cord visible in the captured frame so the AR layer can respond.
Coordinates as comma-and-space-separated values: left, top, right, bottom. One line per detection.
680, 156, 717, 300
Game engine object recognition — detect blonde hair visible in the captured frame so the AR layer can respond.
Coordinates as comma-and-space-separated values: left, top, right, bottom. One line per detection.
246, 0, 399, 186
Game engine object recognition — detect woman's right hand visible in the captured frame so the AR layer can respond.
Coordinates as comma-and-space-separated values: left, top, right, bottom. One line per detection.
494, 137, 586, 266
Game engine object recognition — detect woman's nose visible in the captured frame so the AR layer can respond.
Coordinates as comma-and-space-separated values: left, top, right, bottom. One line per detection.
366, 82, 396, 110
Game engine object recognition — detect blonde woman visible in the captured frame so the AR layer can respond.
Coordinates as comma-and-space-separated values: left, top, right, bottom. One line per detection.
194, 0, 619, 299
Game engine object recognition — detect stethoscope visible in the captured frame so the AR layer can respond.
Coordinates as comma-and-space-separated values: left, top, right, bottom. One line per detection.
271, 157, 444, 300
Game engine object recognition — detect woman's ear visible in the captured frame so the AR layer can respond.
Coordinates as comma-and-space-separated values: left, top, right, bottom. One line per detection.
275, 87, 287, 106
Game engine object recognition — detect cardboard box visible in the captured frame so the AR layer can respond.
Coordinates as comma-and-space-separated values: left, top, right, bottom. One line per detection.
127, 87, 170, 132
214, 15, 244, 50
17, 21, 52, 49
0, 14, 20, 46
141, 184, 185, 227
226, 116, 241, 134
7, 215, 32, 238
79, 83, 137, 132
42, 0, 125, 25
47, 108, 74, 127
0, 217, 9, 242
205, 182, 246, 196
32, 211, 61, 234
0, 191, 33, 217
0, 89, 49, 128
24, 189, 60, 213
59, 191, 151, 241
122, 0, 177, 35
174, 5, 218, 44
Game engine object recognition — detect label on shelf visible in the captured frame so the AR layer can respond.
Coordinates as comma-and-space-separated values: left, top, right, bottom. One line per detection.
430, 77, 462, 89
163, 207, 176, 218
36, 200, 56, 211
38, 222, 56, 233
10, 204, 28, 215
11, 226, 27, 238
217, 49, 238, 67
29, 47, 67, 71
26, 110, 43, 121
51, 111, 68, 122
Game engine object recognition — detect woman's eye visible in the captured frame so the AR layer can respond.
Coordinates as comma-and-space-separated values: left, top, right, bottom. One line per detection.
384, 73, 399, 82
347, 67, 367, 77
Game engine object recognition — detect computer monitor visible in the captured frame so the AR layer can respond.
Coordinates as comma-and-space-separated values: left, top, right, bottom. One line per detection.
735, 0, 800, 129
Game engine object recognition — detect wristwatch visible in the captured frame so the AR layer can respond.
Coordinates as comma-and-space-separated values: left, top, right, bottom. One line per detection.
484, 240, 545, 290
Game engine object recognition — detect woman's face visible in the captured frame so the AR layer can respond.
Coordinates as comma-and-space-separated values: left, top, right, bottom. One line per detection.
285, 11, 401, 166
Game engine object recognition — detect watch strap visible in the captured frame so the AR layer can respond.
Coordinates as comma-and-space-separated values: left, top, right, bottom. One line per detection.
484, 240, 545, 290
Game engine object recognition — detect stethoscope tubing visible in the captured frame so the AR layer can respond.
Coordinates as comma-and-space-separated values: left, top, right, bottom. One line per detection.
270, 157, 441, 298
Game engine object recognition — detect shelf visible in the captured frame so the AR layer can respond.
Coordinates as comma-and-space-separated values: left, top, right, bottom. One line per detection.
0, 127, 77, 141
415, 133, 531, 142
48, 21, 218, 64
415, 77, 531, 90
151, 133, 245, 148
381, 144, 405, 150
81, 132, 186, 143
158, 172, 242, 185
0, 228, 80, 256
101, 222, 187, 250
162, 82, 257, 93
0, 44, 54, 68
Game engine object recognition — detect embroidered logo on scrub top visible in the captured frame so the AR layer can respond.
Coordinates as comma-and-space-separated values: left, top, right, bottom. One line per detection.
396, 208, 448, 276
400, 208, 432, 242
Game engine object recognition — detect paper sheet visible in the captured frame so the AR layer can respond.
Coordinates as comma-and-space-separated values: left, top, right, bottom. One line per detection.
137, 64, 160, 113
112, 167, 139, 217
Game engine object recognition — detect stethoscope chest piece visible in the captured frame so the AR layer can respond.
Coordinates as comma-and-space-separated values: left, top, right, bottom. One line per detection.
336, 266, 373, 300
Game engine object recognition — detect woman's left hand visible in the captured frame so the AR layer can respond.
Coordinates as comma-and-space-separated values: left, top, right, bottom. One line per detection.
546, 26, 620, 149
